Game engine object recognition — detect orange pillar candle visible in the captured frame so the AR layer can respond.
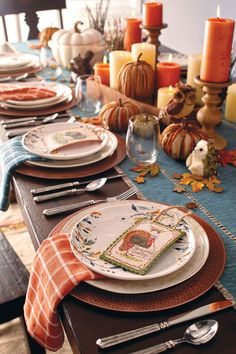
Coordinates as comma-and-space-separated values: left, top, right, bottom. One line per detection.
143, 2, 163, 27
156, 55, 180, 88
124, 18, 142, 51
94, 62, 110, 86
200, 9, 235, 82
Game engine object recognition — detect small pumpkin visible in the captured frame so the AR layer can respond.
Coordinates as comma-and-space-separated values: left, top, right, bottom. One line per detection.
117, 53, 155, 99
161, 122, 208, 160
100, 98, 140, 133
39, 27, 59, 47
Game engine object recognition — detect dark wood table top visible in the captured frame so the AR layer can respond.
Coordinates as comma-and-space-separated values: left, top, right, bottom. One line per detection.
6, 160, 235, 354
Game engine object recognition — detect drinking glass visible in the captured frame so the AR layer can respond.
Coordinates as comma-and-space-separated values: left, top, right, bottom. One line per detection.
75, 74, 103, 114
126, 114, 160, 166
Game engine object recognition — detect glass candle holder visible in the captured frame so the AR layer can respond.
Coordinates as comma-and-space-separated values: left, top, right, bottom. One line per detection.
75, 74, 103, 114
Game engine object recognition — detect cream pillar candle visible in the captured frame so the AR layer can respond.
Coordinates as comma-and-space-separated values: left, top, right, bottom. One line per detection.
157, 86, 175, 109
186, 53, 204, 106
109, 51, 132, 89
225, 83, 236, 122
131, 43, 156, 70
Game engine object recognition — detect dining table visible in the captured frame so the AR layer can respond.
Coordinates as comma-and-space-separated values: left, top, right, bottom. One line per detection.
0, 41, 236, 354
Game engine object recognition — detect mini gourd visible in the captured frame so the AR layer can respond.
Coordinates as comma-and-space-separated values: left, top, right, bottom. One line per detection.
161, 122, 207, 160
99, 98, 140, 133
117, 53, 155, 99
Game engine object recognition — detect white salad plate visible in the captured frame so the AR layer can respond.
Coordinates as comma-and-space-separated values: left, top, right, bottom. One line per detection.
27, 130, 118, 169
70, 201, 197, 281
22, 122, 109, 160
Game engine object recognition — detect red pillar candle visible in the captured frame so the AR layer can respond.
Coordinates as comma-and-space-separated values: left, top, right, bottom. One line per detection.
94, 62, 110, 86
124, 18, 142, 51
156, 57, 180, 88
143, 2, 163, 27
200, 16, 235, 82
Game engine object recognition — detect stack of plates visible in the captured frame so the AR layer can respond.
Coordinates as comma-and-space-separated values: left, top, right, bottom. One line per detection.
22, 122, 118, 169
0, 53, 40, 75
67, 201, 210, 294
0, 82, 72, 111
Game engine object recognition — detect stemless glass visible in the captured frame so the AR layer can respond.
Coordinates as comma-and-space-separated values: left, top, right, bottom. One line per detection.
75, 74, 103, 114
126, 114, 160, 166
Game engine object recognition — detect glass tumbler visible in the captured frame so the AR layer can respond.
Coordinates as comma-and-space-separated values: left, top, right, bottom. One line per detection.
126, 114, 160, 166
75, 74, 103, 114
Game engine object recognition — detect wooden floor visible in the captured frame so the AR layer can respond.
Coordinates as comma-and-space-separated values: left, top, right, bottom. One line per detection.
0, 203, 72, 354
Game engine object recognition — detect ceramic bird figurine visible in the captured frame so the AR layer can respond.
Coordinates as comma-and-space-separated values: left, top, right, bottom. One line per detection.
186, 140, 219, 177
159, 82, 197, 126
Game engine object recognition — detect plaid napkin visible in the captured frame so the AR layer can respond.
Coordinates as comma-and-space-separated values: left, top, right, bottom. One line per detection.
0, 137, 41, 211
24, 233, 97, 351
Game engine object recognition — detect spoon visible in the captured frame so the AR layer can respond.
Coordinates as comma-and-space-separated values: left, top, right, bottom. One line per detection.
0, 73, 28, 82
34, 177, 108, 202
3, 113, 59, 129
130, 320, 219, 354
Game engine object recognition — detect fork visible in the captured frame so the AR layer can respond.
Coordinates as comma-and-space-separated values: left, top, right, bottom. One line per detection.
43, 186, 139, 216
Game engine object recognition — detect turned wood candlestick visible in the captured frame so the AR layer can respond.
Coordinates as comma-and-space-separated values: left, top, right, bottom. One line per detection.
194, 75, 231, 150
140, 23, 168, 62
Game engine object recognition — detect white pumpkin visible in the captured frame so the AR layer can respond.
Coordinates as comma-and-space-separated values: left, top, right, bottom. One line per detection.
49, 21, 105, 67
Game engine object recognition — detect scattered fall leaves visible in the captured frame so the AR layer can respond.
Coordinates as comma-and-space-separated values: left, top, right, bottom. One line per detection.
218, 150, 236, 167
130, 163, 160, 183
173, 185, 186, 193
172, 173, 224, 193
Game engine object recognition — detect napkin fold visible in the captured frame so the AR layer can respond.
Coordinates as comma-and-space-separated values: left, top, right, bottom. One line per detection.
0, 86, 56, 101
0, 137, 41, 211
24, 233, 97, 351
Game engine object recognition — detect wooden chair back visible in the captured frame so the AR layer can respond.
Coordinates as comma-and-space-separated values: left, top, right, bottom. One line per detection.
0, 0, 66, 40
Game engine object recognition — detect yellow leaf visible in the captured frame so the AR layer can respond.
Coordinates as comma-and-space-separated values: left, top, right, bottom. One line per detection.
191, 180, 205, 192
135, 176, 145, 184
213, 186, 224, 193
150, 163, 160, 177
209, 175, 221, 184
204, 181, 215, 191
182, 173, 193, 179
180, 176, 195, 185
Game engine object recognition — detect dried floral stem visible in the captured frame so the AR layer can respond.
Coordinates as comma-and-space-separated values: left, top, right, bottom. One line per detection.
86, 0, 110, 34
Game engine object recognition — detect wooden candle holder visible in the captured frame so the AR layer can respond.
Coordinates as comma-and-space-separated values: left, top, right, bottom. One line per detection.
140, 23, 168, 61
194, 75, 231, 150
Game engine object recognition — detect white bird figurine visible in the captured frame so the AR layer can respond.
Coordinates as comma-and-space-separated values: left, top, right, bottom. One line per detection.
186, 140, 209, 176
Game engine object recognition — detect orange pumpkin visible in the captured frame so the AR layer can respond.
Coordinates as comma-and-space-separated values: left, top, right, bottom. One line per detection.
117, 53, 154, 99
161, 122, 208, 160
99, 98, 140, 132
39, 27, 59, 47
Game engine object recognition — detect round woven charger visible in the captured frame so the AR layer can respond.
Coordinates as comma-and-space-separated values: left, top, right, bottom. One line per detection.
50, 209, 226, 312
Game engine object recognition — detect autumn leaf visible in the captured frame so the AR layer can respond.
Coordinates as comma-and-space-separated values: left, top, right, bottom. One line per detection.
180, 175, 195, 185
213, 186, 224, 193
208, 175, 221, 184
173, 185, 186, 193
203, 180, 215, 191
135, 176, 145, 184
191, 180, 205, 192
130, 166, 147, 173
150, 163, 160, 176
219, 150, 236, 166
172, 173, 182, 179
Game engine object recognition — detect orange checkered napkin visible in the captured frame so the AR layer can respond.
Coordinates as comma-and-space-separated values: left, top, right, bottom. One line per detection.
24, 233, 98, 351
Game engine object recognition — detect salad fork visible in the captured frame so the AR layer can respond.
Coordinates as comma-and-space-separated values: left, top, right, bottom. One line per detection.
43, 186, 139, 216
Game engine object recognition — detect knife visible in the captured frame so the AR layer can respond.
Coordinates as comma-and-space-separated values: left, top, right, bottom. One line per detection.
31, 173, 126, 195
1, 112, 69, 125
96, 300, 234, 349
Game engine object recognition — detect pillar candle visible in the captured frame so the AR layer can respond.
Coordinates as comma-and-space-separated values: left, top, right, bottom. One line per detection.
187, 53, 204, 105
225, 83, 236, 122
131, 42, 156, 70
124, 18, 142, 52
200, 14, 235, 82
94, 62, 110, 86
157, 86, 175, 109
109, 51, 132, 89
156, 56, 180, 88
143, 2, 163, 27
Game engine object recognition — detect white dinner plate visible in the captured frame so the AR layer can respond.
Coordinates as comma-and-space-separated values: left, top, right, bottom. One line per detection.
22, 122, 109, 160
27, 130, 118, 168
0, 54, 39, 73
0, 53, 33, 69
70, 201, 197, 281
7, 83, 67, 106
